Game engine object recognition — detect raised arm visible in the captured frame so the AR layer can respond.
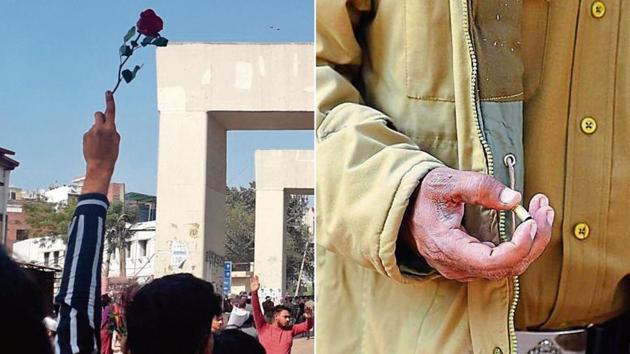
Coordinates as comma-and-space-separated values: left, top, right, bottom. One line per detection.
292, 307, 313, 336
249, 275, 267, 330
55, 91, 120, 354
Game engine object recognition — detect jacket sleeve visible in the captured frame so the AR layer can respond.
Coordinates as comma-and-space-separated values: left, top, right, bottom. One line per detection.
316, 0, 443, 283
54, 193, 108, 354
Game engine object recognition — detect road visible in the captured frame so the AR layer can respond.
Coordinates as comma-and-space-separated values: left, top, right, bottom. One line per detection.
292, 336, 314, 354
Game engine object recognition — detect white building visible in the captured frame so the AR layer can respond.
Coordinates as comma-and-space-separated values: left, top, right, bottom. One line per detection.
44, 185, 81, 205
0, 147, 19, 246
106, 221, 156, 281
12, 221, 157, 287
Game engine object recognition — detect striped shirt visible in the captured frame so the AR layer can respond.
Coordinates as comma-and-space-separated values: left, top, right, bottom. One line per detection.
54, 193, 108, 354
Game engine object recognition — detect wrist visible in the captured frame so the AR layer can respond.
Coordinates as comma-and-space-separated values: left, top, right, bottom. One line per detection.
82, 169, 112, 195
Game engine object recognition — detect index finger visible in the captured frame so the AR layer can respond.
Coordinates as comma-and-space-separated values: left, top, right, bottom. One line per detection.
105, 91, 116, 127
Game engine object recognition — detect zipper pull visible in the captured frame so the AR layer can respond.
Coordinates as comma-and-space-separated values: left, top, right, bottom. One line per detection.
504, 154, 517, 234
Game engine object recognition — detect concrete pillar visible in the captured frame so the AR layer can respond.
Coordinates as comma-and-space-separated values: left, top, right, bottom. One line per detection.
254, 189, 287, 293
154, 112, 227, 291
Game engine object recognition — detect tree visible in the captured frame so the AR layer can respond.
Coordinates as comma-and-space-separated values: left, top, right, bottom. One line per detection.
224, 182, 314, 294
225, 183, 256, 263
23, 199, 77, 241
103, 202, 137, 278
285, 195, 314, 295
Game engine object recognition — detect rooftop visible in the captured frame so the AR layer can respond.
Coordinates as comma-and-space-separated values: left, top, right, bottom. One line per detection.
0, 147, 19, 170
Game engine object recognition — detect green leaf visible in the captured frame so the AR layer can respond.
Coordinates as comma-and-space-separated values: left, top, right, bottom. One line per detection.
119, 45, 132, 57
152, 37, 169, 47
123, 26, 136, 42
122, 69, 134, 83
141, 36, 154, 46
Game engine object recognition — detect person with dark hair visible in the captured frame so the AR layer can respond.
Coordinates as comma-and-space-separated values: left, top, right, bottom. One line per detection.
250, 275, 313, 354
262, 296, 275, 317
124, 273, 222, 354
100, 294, 114, 354
213, 329, 266, 354
226, 298, 250, 329
0, 246, 53, 354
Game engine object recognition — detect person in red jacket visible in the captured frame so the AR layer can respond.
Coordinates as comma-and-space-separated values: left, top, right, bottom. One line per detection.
250, 275, 313, 354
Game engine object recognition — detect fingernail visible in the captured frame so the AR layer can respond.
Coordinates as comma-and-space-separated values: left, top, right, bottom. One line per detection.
540, 195, 549, 208
546, 210, 554, 225
500, 188, 518, 204
529, 222, 537, 240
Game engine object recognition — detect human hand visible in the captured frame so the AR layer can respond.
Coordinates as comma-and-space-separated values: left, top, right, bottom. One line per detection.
250, 275, 260, 292
82, 91, 120, 195
403, 167, 554, 282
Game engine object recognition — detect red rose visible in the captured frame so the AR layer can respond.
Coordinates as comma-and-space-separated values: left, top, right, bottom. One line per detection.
136, 9, 163, 37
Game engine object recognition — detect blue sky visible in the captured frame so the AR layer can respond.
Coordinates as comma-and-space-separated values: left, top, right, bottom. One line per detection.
0, 1, 314, 194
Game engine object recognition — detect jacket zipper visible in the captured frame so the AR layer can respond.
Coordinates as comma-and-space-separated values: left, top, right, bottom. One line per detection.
460, 0, 519, 352
503, 154, 520, 354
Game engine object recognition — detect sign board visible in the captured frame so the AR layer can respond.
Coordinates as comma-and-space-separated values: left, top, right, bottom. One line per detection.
206, 250, 225, 295
170, 241, 188, 268
223, 261, 232, 295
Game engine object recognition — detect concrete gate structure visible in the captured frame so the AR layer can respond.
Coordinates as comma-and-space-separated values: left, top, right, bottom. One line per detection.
153, 43, 313, 293
254, 150, 314, 294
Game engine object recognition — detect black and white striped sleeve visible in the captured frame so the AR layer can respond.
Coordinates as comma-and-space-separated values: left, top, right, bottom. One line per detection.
54, 193, 108, 354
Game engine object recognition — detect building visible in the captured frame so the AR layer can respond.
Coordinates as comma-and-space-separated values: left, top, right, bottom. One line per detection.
6, 202, 28, 252
125, 192, 157, 222
0, 147, 19, 247
12, 221, 157, 291
106, 221, 156, 283
230, 262, 255, 295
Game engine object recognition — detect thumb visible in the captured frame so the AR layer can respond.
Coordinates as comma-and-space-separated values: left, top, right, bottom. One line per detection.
427, 169, 521, 210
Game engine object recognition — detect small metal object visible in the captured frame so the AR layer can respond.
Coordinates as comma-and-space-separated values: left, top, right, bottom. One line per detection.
513, 205, 532, 222
517, 329, 587, 354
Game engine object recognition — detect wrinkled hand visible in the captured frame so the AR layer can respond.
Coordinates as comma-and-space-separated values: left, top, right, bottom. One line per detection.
403, 167, 554, 282
82, 91, 120, 195
250, 275, 260, 292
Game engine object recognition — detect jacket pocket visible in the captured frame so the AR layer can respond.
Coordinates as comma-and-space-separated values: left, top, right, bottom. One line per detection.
521, 0, 551, 100
405, 0, 455, 101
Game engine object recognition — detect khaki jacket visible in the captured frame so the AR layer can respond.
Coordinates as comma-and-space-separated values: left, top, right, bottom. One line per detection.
316, 1, 630, 353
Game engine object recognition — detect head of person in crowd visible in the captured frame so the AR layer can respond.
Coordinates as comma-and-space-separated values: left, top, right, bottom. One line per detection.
213, 329, 265, 354
0, 246, 53, 354
237, 299, 247, 309
123, 273, 222, 354
43, 316, 58, 342
210, 294, 224, 333
211, 314, 224, 333
272, 305, 293, 328
102, 293, 112, 308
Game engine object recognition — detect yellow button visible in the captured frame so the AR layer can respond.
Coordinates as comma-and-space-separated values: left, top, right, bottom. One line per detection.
580, 116, 598, 134
574, 223, 590, 240
591, 1, 606, 18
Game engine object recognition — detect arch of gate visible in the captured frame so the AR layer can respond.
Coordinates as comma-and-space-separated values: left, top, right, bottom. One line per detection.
153, 43, 313, 292
254, 150, 314, 294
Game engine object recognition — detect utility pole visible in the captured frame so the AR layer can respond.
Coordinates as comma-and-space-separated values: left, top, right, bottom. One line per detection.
294, 239, 310, 297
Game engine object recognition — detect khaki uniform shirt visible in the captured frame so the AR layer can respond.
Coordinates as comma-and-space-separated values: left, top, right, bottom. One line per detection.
519, 0, 629, 329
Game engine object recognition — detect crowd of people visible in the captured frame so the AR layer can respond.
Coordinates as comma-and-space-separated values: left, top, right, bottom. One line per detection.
0, 91, 313, 354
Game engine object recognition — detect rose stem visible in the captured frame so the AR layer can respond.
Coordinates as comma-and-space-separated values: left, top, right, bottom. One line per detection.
112, 33, 142, 94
